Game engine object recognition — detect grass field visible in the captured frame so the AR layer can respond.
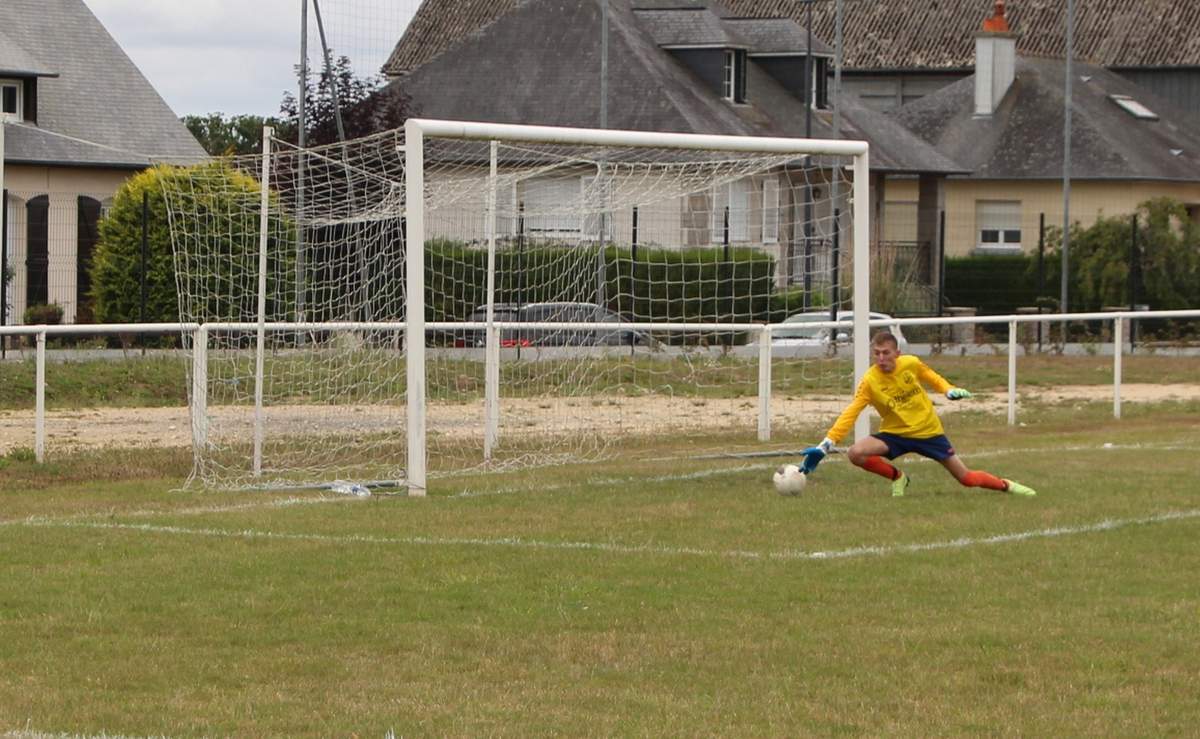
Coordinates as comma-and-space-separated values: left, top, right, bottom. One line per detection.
2, 396, 1199, 736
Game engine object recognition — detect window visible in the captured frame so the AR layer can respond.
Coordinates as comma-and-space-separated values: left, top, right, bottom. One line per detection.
813, 57, 829, 109
1109, 94, 1158, 120
522, 176, 582, 235
762, 178, 779, 244
975, 200, 1022, 252
1, 81, 21, 120
77, 197, 103, 323
723, 50, 747, 103
711, 179, 750, 244
26, 195, 50, 308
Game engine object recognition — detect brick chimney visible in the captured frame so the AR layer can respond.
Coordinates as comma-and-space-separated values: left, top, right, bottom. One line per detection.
975, 0, 1017, 117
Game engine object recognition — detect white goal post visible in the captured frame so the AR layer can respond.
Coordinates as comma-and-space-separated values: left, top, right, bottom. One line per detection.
403, 119, 872, 493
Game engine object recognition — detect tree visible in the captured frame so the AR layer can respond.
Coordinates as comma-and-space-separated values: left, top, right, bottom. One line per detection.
183, 113, 288, 156
1040, 197, 1200, 311
278, 53, 413, 146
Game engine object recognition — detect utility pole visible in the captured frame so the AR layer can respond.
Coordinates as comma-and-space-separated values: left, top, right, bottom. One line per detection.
600, 0, 609, 130
801, 0, 814, 308
1061, 0, 1075, 317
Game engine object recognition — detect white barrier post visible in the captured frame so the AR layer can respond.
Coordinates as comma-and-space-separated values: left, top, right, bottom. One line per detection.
1007, 320, 1017, 426
35, 330, 45, 463
1113, 315, 1122, 419
758, 326, 771, 441
191, 325, 209, 449
484, 324, 500, 459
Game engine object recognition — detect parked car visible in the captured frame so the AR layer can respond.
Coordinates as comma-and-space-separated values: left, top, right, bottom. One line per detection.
772, 310, 908, 350
455, 302, 654, 348
449, 303, 523, 347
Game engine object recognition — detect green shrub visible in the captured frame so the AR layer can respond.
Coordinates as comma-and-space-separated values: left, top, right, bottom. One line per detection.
22, 302, 64, 326
91, 162, 295, 324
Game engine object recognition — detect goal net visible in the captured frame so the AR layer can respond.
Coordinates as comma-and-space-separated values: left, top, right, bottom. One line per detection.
162, 120, 869, 493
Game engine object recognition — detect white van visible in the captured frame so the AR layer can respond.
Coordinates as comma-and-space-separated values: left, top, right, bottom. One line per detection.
772, 311, 909, 350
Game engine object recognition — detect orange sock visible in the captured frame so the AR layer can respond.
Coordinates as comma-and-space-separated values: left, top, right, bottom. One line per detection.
862, 455, 900, 481
961, 470, 1007, 491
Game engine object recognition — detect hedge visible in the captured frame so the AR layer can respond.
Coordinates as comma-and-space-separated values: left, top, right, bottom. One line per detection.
423, 240, 826, 327
944, 254, 1045, 315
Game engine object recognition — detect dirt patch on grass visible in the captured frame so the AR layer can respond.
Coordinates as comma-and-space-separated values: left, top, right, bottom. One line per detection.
0, 383, 1197, 455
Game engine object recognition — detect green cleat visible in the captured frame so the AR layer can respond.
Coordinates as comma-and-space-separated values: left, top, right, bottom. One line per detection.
891, 471, 910, 498
1004, 479, 1037, 497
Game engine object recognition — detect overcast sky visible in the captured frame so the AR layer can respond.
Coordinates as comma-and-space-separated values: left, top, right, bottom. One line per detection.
83, 0, 418, 118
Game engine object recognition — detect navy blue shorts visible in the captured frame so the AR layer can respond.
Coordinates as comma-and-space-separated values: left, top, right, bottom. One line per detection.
872, 432, 956, 462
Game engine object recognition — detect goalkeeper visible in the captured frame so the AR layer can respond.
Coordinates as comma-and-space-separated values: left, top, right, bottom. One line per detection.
800, 331, 1036, 497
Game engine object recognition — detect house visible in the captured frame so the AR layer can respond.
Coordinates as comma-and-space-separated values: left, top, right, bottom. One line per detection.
722, 0, 1200, 118
888, 2, 1200, 259
0, 0, 206, 326
381, 0, 964, 309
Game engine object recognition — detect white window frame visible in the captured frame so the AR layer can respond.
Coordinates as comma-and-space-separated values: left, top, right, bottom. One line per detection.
762, 177, 779, 244
723, 51, 736, 101
711, 179, 751, 244
1, 80, 22, 120
975, 199, 1023, 252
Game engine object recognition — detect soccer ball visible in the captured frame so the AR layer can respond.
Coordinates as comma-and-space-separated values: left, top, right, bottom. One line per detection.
773, 464, 807, 496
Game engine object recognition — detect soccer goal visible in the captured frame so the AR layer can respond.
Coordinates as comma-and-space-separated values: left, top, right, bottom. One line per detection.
163, 120, 870, 494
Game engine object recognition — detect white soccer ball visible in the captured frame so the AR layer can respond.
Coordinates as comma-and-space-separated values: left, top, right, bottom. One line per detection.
773, 464, 807, 496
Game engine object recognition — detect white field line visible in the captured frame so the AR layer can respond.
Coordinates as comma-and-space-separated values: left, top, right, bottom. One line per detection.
2, 730, 167, 739
15, 509, 1200, 563
449, 442, 1193, 498
0, 495, 355, 529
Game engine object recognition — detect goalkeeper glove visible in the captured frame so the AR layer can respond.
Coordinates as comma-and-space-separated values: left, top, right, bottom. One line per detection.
946, 387, 973, 400
799, 437, 835, 475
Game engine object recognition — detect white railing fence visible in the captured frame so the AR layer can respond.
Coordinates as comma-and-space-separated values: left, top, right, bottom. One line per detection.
1, 309, 1197, 489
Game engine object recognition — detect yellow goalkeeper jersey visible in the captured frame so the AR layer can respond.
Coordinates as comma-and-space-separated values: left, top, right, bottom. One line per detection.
826, 355, 954, 443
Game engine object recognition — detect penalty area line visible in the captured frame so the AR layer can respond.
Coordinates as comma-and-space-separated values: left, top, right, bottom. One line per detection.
444, 441, 1191, 497
16, 509, 1200, 563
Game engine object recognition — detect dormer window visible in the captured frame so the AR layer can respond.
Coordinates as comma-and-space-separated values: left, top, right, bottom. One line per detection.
723, 50, 747, 103
1, 81, 21, 120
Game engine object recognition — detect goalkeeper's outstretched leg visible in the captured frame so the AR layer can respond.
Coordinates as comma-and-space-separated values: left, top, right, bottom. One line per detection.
940, 455, 1037, 496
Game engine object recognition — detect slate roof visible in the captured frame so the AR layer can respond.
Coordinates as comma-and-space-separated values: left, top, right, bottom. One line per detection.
384, 0, 1200, 76
0, 0, 206, 168
724, 17, 833, 57
725, 0, 1200, 70
634, 8, 752, 48
0, 28, 58, 77
893, 56, 1200, 180
382, 0, 963, 175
